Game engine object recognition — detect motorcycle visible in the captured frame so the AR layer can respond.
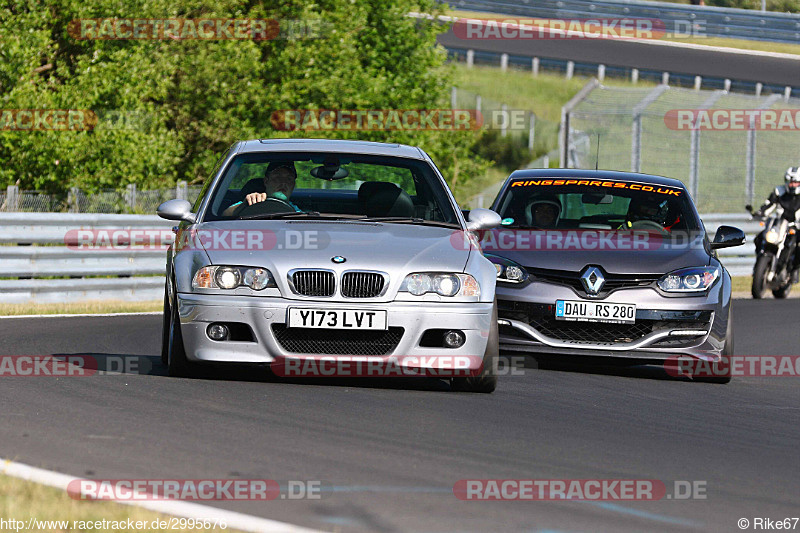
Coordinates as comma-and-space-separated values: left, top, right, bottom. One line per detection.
745, 204, 798, 299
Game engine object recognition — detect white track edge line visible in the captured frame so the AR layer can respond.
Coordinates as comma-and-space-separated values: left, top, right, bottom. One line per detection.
0, 459, 323, 533
0, 312, 162, 319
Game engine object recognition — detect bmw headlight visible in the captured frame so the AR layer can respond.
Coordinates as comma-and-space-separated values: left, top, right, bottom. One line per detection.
192, 266, 275, 291
484, 254, 529, 284
657, 266, 719, 293
400, 273, 480, 298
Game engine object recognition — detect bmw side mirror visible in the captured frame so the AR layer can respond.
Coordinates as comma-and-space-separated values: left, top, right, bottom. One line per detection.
157, 199, 196, 223
466, 208, 502, 231
710, 225, 746, 250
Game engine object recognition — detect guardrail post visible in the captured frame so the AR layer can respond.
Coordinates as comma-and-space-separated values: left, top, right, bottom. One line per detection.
176, 181, 188, 201
597, 64, 605, 82
662, 72, 670, 86
126, 183, 137, 212
5, 185, 19, 212
724, 79, 731, 92
466, 49, 474, 68
500, 53, 508, 71
501, 104, 508, 137
450, 86, 457, 109
532, 57, 539, 76
528, 113, 535, 151
631, 69, 639, 84
694, 76, 702, 90
566, 61, 574, 80
755, 83, 763, 97
785, 86, 792, 101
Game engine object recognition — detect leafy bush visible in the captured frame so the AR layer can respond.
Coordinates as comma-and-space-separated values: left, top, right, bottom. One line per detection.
0, 0, 489, 195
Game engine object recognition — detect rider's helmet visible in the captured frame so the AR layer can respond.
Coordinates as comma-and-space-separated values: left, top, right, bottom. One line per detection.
785, 167, 800, 195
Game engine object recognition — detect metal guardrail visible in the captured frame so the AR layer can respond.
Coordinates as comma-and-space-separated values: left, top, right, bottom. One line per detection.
0, 214, 172, 304
0, 213, 757, 304
446, 0, 800, 43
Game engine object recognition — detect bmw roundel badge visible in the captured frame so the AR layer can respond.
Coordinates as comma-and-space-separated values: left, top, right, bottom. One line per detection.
331, 256, 346, 264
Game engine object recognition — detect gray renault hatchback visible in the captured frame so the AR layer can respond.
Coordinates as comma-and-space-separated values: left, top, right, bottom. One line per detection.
481, 169, 745, 383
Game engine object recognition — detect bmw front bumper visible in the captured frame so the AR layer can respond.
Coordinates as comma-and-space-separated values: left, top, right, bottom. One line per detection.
175, 293, 494, 369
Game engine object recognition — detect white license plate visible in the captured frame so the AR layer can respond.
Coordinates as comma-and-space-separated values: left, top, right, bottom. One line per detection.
287, 308, 388, 330
555, 300, 636, 324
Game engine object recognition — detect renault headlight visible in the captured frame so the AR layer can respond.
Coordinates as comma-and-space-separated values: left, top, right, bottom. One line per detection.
400, 273, 480, 298
192, 266, 275, 291
657, 266, 719, 293
484, 254, 529, 284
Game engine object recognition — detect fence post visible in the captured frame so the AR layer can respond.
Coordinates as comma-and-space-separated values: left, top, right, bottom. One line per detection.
746, 93, 782, 205
6, 185, 19, 212
528, 113, 536, 151
631, 68, 639, 84
466, 49, 474, 68
755, 83, 763, 97
724, 79, 731, 92
176, 180, 188, 201
500, 53, 508, 71
785, 86, 792, 100
694, 76, 702, 90
450, 86, 457, 109
560, 79, 600, 168
476, 94, 482, 115
631, 85, 670, 173
68, 187, 81, 213
597, 64, 605, 82
689, 90, 726, 202
566, 61, 574, 80
662, 72, 670, 85
126, 183, 137, 212
532, 57, 539, 76
501, 104, 508, 137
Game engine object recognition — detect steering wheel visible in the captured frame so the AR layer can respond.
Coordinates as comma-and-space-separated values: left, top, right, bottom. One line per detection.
235, 197, 295, 218
630, 219, 670, 235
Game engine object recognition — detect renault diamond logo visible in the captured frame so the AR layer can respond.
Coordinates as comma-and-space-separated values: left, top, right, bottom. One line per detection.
580, 266, 605, 295
331, 256, 346, 264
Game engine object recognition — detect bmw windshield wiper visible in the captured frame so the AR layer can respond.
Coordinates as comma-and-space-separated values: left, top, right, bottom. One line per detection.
358, 216, 460, 228
239, 211, 324, 220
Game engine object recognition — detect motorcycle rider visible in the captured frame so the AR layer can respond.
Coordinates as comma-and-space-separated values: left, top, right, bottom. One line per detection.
753, 167, 800, 282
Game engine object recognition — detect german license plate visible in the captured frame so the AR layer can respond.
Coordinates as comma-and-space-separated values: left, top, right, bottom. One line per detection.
287, 308, 388, 330
555, 300, 636, 324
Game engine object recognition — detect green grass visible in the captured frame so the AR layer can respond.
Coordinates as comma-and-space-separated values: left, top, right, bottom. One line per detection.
449, 8, 800, 55
0, 473, 241, 532
0, 300, 161, 316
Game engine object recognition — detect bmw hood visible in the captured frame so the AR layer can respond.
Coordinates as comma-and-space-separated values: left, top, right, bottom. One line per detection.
193, 220, 471, 274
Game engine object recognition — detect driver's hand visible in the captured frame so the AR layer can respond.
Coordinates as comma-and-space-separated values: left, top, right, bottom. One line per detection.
245, 192, 268, 205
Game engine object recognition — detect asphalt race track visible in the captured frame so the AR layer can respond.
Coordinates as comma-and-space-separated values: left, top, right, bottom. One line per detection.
0, 299, 798, 532
437, 25, 800, 87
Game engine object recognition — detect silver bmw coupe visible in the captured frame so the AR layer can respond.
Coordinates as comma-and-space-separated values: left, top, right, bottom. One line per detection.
157, 139, 501, 392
